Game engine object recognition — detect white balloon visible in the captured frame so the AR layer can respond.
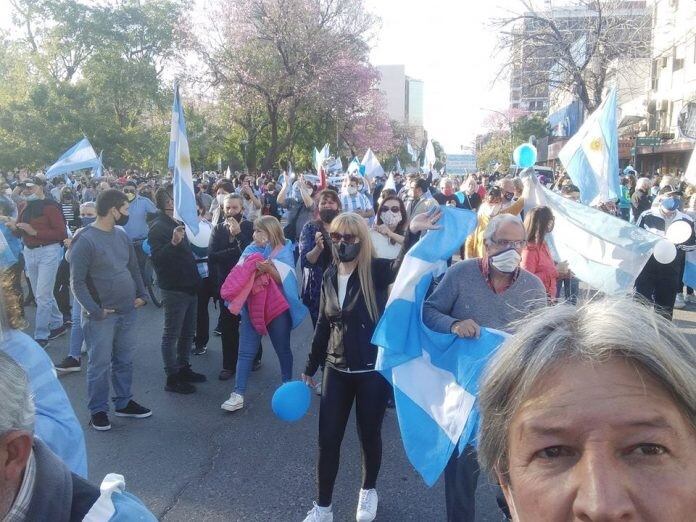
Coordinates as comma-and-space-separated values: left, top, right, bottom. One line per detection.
666, 220, 693, 245
186, 221, 212, 248
653, 239, 677, 264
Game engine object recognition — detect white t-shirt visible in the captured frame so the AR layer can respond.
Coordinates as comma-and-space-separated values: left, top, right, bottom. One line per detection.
338, 272, 352, 308
369, 229, 401, 259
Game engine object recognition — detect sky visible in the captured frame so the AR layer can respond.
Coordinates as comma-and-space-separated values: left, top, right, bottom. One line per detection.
367, 0, 519, 153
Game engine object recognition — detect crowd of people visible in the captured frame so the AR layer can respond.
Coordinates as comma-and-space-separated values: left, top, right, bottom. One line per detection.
1, 161, 696, 521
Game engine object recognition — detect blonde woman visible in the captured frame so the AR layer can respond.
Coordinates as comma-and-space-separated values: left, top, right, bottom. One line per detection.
220, 216, 308, 412
301, 211, 438, 522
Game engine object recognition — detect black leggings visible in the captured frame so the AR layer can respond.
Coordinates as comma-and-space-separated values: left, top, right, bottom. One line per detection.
317, 365, 390, 506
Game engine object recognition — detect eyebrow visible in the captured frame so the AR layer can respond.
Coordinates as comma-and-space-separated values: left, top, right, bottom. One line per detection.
522, 416, 676, 437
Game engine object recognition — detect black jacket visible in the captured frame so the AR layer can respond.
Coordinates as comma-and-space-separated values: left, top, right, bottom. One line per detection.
631, 189, 652, 221
207, 218, 254, 292
147, 211, 200, 294
304, 233, 416, 375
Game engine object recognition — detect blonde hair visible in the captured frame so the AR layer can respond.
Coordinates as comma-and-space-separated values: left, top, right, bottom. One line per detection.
329, 213, 379, 322
254, 215, 285, 248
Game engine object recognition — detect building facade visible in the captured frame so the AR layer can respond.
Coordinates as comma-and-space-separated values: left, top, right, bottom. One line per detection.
376, 64, 425, 141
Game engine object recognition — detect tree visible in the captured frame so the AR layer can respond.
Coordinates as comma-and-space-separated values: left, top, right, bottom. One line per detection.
476, 134, 512, 172
493, 0, 651, 112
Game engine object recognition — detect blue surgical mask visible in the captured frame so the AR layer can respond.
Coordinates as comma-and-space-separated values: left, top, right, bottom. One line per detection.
81, 216, 96, 226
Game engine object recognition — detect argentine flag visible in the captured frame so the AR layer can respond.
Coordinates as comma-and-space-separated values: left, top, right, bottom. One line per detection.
347, 157, 360, 175
361, 148, 384, 179
239, 241, 308, 328
406, 138, 418, 162
83, 474, 156, 521
559, 87, 620, 206
373, 206, 507, 486
524, 172, 661, 294
422, 139, 436, 172
168, 85, 199, 234
46, 137, 101, 179
92, 151, 104, 178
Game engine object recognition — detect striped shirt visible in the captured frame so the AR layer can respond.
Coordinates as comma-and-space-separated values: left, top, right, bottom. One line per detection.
4, 451, 36, 522
340, 192, 372, 214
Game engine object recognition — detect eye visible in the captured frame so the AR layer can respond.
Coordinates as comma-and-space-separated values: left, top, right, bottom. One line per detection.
627, 444, 668, 457
534, 446, 576, 459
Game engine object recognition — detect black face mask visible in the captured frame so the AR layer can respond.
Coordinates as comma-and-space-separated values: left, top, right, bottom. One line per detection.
333, 241, 360, 263
319, 208, 339, 224
81, 216, 96, 226
114, 211, 129, 226
503, 191, 514, 202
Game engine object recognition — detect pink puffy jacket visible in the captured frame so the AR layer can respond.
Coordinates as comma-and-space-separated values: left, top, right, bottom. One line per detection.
220, 253, 289, 335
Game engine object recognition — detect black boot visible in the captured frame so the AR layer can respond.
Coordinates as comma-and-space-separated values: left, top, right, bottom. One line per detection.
165, 375, 196, 394
178, 365, 207, 383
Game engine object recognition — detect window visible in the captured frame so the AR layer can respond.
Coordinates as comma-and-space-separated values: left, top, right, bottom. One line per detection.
674, 58, 684, 71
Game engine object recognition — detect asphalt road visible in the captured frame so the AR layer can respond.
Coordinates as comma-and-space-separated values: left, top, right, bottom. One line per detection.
41, 299, 696, 521
43, 301, 503, 522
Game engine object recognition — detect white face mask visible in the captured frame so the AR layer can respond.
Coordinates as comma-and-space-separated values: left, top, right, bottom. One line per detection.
490, 248, 521, 273
381, 210, 402, 227
348, 186, 358, 196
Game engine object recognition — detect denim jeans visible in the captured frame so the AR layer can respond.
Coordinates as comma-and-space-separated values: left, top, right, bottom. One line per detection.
445, 445, 480, 522
68, 293, 84, 359
235, 308, 292, 395
82, 309, 137, 415
556, 276, 580, 305
160, 289, 197, 376
23, 243, 64, 340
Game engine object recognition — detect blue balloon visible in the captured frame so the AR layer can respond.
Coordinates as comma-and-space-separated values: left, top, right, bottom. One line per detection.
272, 381, 311, 422
513, 143, 537, 169
141, 239, 151, 256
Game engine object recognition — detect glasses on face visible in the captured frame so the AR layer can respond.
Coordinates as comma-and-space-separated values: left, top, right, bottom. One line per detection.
124, 189, 135, 195
329, 232, 359, 244
491, 239, 527, 250
380, 205, 400, 213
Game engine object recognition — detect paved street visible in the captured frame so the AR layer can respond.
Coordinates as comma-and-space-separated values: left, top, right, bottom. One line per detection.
40, 300, 696, 521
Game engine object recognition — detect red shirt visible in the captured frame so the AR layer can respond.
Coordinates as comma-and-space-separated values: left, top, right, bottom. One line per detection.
17, 199, 67, 248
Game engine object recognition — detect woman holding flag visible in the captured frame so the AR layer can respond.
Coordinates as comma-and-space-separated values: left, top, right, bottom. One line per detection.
300, 211, 438, 522
220, 216, 308, 412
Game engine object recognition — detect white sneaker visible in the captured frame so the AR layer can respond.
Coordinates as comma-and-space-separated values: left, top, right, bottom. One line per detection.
302, 502, 333, 522
356, 489, 378, 521
220, 392, 244, 412
674, 294, 686, 309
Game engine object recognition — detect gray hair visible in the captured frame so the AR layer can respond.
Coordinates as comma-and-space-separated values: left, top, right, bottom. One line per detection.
483, 214, 524, 246
478, 297, 696, 479
637, 177, 651, 191
223, 193, 243, 205
79, 201, 96, 211
0, 352, 35, 436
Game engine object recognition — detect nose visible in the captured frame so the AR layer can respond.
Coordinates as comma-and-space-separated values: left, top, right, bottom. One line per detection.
572, 451, 635, 521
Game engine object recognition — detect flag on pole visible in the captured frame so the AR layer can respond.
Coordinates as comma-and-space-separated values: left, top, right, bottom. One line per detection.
423, 139, 436, 172
46, 137, 101, 179
559, 87, 620, 206
361, 148, 384, 179
225, 166, 232, 180
395, 157, 403, 174
168, 85, 199, 235
406, 139, 418, 162
383, 172, 396, 191
523, 172, 660, 294
92, 151, 104, 178
373, 206, 501, 486
347, 157, 360, 175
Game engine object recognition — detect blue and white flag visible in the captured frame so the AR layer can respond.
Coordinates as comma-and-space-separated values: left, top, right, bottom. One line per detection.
373, 206, 505, 486
168, 85, 199, 234
383, 172, 396, 192
46, 137, 101, 179
347, 157, 360, 175
239, 240, 308, 329
406, 139, 418, 162
83, 474, 157, 521
91, 151, 103, 178
422, 139, 436, 172
524, 173, 661, 294
683, 251, 696, 288
395, 157, 403, 174
559, 87, 620, 206
361, 148, 384, 179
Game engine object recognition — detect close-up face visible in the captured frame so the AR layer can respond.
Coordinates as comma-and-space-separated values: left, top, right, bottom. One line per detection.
319, 195, 339, 211
487, 221, 526, 256
500, 358, 696, 522
224, 199, 243, 217
253, 227, 269, 246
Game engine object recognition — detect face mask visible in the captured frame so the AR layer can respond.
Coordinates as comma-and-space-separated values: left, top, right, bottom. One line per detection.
114, 211, 129, 226
333, 241, 361, 263
443, 187, 454, 197
490, 248, 521, 273
319, 208, 339, 223
348, 187, 358, 196
126, 193, 136, 202
503, 191, 514, 202
381, 210, 402, 227
217, 194, 226, 206
81, 216, 96, 226
25, 193, 39, 202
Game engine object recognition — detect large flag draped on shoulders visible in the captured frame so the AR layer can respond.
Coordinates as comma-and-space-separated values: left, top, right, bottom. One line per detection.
373, 206, 507, 486
523, 172, 660, 294
168, 85, 199, 235
559, 87, 620, 206
239, 240, 308, 329
46, 137, 101, 179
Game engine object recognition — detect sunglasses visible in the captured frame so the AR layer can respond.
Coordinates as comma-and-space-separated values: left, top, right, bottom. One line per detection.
329, 232, 359, 244
380, 205, 400, 213
124, 189, 136, 194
